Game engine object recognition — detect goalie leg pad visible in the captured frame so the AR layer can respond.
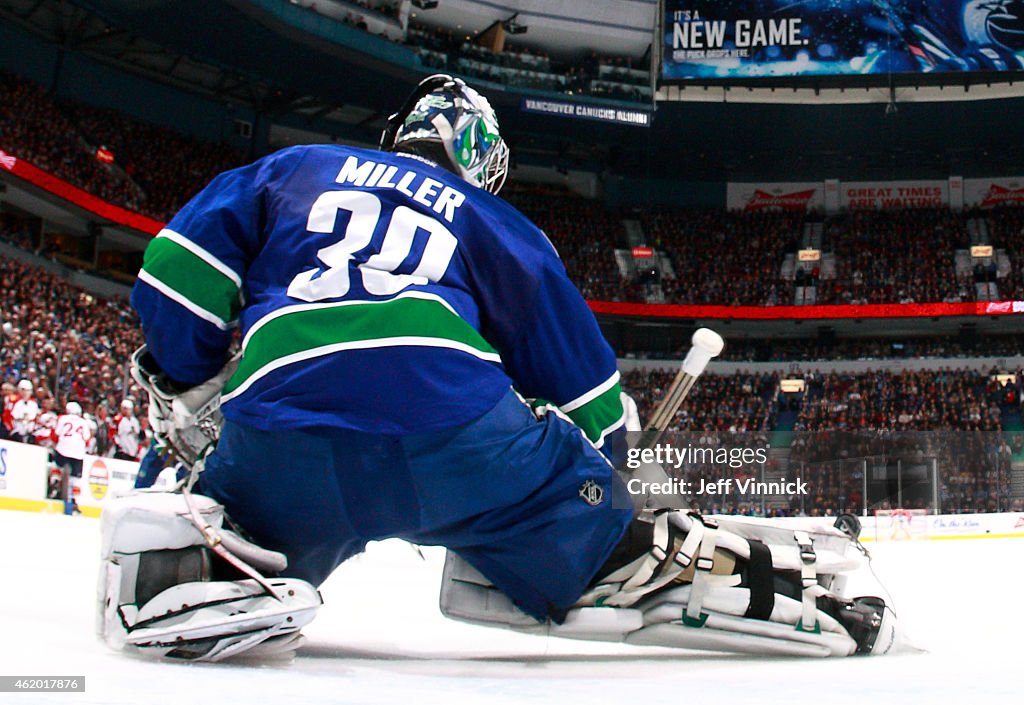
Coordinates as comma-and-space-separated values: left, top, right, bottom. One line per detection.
439, 512, 903, 657
98, 492, 321, 662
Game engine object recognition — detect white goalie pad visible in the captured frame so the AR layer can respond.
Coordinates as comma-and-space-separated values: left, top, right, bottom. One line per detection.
98, 492, 321, 662
439, 513, 903, 658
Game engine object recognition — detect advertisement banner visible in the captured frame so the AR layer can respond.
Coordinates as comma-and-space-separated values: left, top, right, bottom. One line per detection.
731, 177, 1024, 211
841, 180, 948, 209
74, 456, 139, 510
661, 1, 1024, 81
964, 176, 1024, 208
927, 513, 1024, 538
0, 440, 49, 500
0, 146, 163, 235
726, 182, 823, 211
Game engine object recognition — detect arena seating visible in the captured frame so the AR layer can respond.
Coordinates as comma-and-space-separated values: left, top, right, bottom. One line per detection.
619, 366, 1020, 516
0, 70, 245, 221
0, 237, 147, 457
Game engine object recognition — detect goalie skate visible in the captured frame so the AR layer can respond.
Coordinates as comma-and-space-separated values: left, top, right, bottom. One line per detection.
117, 578, 320, 661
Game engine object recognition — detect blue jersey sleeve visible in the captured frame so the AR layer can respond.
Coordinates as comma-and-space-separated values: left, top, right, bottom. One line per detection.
131, 153, 290, 385
462, 200, 625, 454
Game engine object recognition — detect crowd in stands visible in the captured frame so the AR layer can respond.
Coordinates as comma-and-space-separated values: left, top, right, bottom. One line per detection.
622, 368, 779, 435
11, 67, 1024, 312
0, 70, 245, 222
0, 71, 145, 212
817, 209, 969, 305
5, 65, 1024, 516
70, 102, 245, 222
716, 334, 1024, 363
983, 205, 1024, 299
639, 209, 800, 306
520, 200, 1024, 309
504, 189, 639, 301
0, 242, 149, 461
622, 334, 1024, 363
3, 204, 1023, 513
793, 369, 1004, 433
620, 366, 1023, 516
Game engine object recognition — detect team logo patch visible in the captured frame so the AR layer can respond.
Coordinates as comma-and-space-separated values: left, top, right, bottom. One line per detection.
578, 479, 604, 506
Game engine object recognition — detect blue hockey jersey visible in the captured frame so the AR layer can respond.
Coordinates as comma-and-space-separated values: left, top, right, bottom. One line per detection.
132, 145, 625, 448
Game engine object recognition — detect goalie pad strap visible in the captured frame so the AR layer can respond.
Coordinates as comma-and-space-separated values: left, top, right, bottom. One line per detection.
685, 523, 719, 624
795, 530, 818, 631
743, 539, 775, 621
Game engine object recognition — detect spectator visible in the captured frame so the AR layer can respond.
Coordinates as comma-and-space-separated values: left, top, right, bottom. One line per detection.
10, 379, 39, 443
111, 399, 142, 461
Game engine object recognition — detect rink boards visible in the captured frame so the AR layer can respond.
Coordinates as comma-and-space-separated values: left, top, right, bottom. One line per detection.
2, 437, 1023, 539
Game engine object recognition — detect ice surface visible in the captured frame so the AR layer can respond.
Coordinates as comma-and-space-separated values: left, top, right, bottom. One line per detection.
0, 509, 1019, 705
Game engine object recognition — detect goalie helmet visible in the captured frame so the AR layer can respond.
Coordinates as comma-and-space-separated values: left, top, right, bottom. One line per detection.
380, 74, 509, 195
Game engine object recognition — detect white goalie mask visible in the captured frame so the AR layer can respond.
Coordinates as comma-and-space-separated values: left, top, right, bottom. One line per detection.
381, 74, 509, 195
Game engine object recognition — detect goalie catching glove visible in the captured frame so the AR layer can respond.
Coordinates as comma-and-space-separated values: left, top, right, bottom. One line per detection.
441, 510, 902, 657
130, 345, 238, 470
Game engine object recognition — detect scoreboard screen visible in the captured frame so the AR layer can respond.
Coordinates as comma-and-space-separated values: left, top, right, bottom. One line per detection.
659, 1, 1024, 81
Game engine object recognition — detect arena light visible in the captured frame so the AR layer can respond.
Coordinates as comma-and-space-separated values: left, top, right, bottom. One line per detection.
780, 379, 805, 394
502, 13, 528, 34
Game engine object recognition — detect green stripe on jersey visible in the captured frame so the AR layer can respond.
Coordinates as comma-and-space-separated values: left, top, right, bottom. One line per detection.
223, 296, 499, 396
142, 237, 242, 325
566, 382, 625, 446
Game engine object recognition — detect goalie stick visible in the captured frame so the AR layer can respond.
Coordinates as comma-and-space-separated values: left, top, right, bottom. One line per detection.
636, 327, 724, 450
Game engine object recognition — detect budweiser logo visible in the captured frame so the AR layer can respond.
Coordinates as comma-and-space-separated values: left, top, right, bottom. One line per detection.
745, 188, 815, 211
981, 184, 1024, 208
986, 301, 1013, 314
1015, 516, 1024, 529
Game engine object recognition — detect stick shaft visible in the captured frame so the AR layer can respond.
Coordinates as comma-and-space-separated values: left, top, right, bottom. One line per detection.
640, 370, 698, 449
639, 328, 723, 449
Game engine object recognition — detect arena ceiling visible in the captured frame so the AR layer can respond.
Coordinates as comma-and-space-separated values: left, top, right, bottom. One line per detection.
405, 0, 657, 60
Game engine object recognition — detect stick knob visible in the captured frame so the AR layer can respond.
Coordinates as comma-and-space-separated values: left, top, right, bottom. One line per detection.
681, 328, 725, 376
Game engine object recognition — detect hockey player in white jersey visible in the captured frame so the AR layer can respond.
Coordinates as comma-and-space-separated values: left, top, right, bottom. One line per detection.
98, 75, 900, 662
112, 399, 141, 461
10, 379, 39, 444
52, 401, 91, 514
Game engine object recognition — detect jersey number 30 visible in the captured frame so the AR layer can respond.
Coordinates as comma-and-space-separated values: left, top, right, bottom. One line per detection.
287, 191, 457, 301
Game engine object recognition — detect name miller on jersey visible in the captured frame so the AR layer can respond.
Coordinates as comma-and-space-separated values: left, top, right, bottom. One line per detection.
336, 155, 466, 223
